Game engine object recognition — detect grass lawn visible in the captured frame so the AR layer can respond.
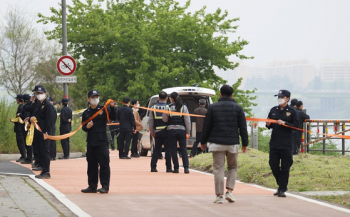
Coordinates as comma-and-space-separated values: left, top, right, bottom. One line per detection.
190, 148, 350, 208
315, 194, 350, 209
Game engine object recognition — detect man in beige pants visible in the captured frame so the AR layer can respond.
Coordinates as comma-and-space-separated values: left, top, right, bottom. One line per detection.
201, 85, 249, 204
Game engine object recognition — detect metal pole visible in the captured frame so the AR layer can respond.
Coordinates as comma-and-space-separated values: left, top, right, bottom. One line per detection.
307, 123, 310, 153
342, 123, 346, 156
323, 123, 326, 155
62, 0, 68, 98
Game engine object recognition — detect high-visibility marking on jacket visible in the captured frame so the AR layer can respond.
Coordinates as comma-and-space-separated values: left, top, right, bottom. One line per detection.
154, 105, 168, 129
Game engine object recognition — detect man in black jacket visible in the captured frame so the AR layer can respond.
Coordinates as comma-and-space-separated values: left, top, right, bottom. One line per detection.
116, 97, 136, 159
81, 90, 116, 194
14, 94, 26, 162
31, 86, 56, 179
266, 89, 299, 197
293, 101, 310, 155
20, 94, 33, 164
200, 85, 248, 204
48, 97, 57, 161
59, 98, 72, 159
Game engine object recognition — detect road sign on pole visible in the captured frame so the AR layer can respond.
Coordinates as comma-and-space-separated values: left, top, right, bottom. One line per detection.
56, 76, 77, 83
57, 55, 76, 76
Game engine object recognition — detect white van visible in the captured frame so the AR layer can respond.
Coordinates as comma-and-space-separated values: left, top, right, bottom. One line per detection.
138, 86, 216, 156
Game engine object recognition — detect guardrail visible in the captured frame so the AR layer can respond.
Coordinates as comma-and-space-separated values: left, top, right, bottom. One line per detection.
303, 120, 350, 155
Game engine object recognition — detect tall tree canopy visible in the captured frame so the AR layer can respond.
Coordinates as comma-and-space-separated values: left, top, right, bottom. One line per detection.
38, 0, 251, 107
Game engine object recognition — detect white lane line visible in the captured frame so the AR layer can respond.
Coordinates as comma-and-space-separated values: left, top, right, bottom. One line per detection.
28, 175, 91, 217
187, 168, 350, 214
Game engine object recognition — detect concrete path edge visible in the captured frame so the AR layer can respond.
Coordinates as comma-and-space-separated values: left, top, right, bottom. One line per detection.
28, 175, 91, 217
188, 168, 350, 215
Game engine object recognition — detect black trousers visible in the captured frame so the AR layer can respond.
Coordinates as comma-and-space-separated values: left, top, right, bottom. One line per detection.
109, 127, 119, 149
131, 131, 139, 154
151, 129, 171, 169
86, 145, 110, 190
33, 132, 41, 166
168, 129, 189, 169
190, 132, 202, 156
38, 135, 51, 174
60, 130, 70, 157
22, 130, 32, 161
293, 131, 302, 155
269, 148, 293, 192
117, 131, 132, 157
50, 140, 56, 159
16, 131, 26, 159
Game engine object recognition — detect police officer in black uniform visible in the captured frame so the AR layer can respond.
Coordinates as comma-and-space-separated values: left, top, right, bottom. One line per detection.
149, 91, 171, 172
59, 98, 72, 159
293, 101, 310, 155
266, 90, 298, 197
20, 94, 33, 164
49, 97, 57, 160
81, 90, 116, 194
14, 94, 26, 162
31, 86, 56, 179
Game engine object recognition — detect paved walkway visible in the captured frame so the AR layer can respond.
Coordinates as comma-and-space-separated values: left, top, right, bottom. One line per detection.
9, 151, 350, 217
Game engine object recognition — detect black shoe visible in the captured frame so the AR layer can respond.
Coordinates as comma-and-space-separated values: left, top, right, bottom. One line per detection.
81, 187, 97, 193
119, 156, 126, 159
184, 167, 189, 174
59, 157, 69, 160
273, 190, 278, 196
130, 154, 140, 158
16, 158, 25, 162
151, 168, 158, 172
97, 188, 109, 194
32, 167, 43, 171
35, 172, 51, 179
21, 159, 32, 164
158, 155, 163, 159
166, 169, 173, 173
50, 158, 56, 161
173, 169, 179, 173
278, 191, 286, 197
124, 156, 131, 159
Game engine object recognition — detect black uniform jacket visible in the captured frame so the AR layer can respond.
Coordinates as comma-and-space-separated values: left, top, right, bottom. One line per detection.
82, 105, 116, 147
36, 98, 56, 136
296, 108, 310, 129
14, 104, 24, 132
20, 102, 32, 121
60, 106, 73, 132
116, 105, 136, 132
200, 97, 249, 146
266, 104, 299, 150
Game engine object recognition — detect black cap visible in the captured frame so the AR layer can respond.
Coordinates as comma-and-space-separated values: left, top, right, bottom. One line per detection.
15, 94, 23, 100
274, 90, 291, 98
34, 86, 46, 93
48, 97, 54, 102
88, 90, 99, 97
61, 98, 68, 103
32, 85, 44, 92
23, 94, 30, 101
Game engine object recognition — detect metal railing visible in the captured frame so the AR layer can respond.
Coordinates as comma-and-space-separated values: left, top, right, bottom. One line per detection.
303, 120, 350, 155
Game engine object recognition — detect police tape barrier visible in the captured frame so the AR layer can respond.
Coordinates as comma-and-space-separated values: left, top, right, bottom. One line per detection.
303, 128, 350, 147
21, 99, 350, 141
31, 99, 113, 141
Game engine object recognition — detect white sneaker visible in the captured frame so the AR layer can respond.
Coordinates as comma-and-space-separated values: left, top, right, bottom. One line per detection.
225, 192, 235, 202
213, 196, 224, 204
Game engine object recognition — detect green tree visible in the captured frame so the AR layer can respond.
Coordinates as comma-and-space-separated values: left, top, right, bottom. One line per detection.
38, 0, 252, 107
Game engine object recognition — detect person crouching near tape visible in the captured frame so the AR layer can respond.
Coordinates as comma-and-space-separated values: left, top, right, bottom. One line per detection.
162, 92, 191, 174
266, 90, 298, 197
81, 90, 116, 194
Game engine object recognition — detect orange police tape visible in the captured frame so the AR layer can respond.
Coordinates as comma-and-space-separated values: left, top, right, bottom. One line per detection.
31, 99, 113, 141
29, 99, 350, 141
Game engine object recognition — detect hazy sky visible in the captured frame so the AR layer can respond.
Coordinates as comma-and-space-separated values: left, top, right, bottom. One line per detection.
0, 0, 349, 67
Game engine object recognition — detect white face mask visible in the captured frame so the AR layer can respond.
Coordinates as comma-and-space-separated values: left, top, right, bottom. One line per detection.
277, 98, 286, 105
90, 98, 100, 106
36, 94, 45, 101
